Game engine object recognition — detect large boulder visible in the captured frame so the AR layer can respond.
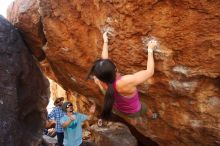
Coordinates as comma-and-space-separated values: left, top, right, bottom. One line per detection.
42, 135, 57, 146
0, 15, 49, 146
7, 0, 220, 146
91, 122, 137, 146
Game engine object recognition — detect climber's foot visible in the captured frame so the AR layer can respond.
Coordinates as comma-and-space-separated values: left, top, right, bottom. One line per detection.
146, 109, 158, 120
97, 119, 109, 127
97, 119, 103, 127
129, 118, 138, 125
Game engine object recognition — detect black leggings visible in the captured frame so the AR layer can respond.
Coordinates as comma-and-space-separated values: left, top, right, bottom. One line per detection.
56, 132, 64, 146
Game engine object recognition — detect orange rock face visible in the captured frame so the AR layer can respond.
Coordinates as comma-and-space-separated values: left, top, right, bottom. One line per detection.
8, 0, 220, 146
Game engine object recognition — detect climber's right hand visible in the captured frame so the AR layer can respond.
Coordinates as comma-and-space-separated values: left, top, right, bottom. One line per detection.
147, 40, 157, 52
103, 31, 109, 43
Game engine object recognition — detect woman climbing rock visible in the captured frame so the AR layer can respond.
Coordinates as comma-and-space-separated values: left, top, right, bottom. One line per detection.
87, 31, 158, 125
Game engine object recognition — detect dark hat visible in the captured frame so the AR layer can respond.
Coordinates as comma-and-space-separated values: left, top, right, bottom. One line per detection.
54, 97, 64, 105
62, 101, 73, 112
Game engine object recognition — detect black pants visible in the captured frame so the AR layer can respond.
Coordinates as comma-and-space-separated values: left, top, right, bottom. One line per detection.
56, 132, 64, 146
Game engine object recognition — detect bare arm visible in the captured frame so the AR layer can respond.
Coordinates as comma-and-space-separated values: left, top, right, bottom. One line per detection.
62, 119, 73, 128
118, 40, 157, 88
101, 32, 109, 59
62, 116, 75, 128
94, 76, 106, 95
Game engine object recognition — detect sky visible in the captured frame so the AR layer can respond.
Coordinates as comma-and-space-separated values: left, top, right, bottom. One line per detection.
0, 0, 14, 18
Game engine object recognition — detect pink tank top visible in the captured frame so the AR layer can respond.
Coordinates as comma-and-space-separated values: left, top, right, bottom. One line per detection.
113, 78, 141, 114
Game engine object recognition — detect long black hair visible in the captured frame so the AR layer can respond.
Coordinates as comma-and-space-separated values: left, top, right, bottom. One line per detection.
87, 59, 116, 119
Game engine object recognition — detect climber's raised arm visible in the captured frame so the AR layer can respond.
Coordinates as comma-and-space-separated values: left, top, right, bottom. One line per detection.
118, 40, 157, 89
101, 31, 109, 59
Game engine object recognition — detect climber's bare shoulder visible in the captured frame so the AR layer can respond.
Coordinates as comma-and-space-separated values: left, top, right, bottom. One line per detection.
115, 75, 137, 95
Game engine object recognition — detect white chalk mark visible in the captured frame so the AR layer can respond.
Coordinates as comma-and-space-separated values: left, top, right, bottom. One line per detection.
207, 96, 220, 106
101, 26, 116, 37
172, 66, 189, 75
190, 120, 202, 128
169, 80, 197, 91
61, 47, 69, 52
106, 17, 113, 23
70, 77, 77, 83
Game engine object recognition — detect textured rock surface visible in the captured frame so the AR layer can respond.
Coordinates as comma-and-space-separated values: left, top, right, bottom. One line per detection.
7, 0, 46, 61
8, 0, 220, 146
91, 122, 137, 146
0, 16, 49, 146
49, 79, 67, 101
42, 135, 57, 146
